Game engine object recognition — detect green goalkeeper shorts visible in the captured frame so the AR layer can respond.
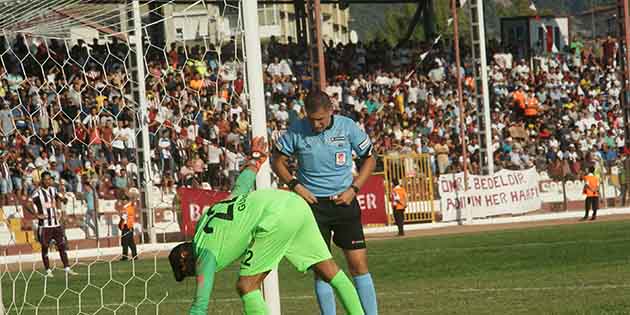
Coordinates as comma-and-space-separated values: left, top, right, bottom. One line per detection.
239, 193, 332, 276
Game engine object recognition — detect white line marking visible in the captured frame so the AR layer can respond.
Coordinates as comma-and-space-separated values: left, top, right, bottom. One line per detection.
369, 237, 630, 257
8, 284, 630, 312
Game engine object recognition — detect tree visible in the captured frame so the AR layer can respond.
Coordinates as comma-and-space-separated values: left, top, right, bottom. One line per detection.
380, 4, 426, 46
361, 0, 571, 44
366, 1, 472, 46
432, 0, 471, 40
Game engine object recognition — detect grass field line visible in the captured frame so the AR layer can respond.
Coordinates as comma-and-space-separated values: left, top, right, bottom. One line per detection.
9, 283, 630, 311
368, 237, 630, 257
5, 236, 629, 275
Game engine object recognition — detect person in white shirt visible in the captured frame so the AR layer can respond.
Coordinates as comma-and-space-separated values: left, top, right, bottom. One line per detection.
158, 130, 174, 176
223, 144, 244, 188
229, 103, 243, 121
266, 57, 282, 77
120, 120, 136, 159
206, 139, 224, 187
279, 59, 293, 77
407, 80, 419, 105
112, 120, 127, 162
275, 104, 289, 123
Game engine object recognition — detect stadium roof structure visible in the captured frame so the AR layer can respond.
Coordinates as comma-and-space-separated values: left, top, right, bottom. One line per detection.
0, 0, 432, 46
71, 0, 425, 3
0, 0, 131, 38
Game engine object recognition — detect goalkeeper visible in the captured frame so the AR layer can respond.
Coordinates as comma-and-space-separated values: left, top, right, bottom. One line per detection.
169, 137, 364, 315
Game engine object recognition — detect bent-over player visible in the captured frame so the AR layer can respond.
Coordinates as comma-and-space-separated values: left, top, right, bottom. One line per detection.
169, 137, 364, 315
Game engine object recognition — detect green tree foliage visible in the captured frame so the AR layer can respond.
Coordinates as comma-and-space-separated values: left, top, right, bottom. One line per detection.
380, 4, 425, 45
365, 1, 472, 45
433, 1, 471, 40
355, 0, 616, 43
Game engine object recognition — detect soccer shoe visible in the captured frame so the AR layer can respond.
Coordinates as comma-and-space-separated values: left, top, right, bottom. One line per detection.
45, 269, 54, 278
65, 268, 78, 276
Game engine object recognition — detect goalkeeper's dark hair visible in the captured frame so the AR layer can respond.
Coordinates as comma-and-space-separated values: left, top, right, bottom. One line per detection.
169, 242, 196, 282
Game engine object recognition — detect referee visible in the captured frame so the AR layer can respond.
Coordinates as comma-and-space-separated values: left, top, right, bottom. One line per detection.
272, 90, 378, 315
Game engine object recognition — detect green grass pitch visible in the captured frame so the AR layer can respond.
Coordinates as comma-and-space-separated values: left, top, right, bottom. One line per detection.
3, 220, 630, 314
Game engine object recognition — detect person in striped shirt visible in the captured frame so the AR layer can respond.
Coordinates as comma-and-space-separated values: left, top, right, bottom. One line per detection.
25, 172, 78, 277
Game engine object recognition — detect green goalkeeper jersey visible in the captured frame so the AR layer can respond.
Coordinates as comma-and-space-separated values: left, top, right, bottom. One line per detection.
193, 169, 262, 272
190, 168, 288, 314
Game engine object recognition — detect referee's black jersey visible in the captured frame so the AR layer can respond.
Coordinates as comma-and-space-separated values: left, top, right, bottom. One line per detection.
31, 187, 62, 228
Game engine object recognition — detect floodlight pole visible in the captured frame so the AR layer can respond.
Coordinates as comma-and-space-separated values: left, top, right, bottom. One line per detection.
451, 0, 470, 222
307, 0, 327, 90
469, 0, 493, 175
132, 0, 156, 244
242, 1, 282, 314
619, 0, 630, 150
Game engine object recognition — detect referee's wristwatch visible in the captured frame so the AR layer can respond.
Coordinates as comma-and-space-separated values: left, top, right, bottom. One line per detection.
288, 178, 301, 191
350, 184, 360, 194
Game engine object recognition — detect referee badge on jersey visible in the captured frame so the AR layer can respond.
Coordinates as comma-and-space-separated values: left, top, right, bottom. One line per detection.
330, 136, 346, 147
335, 152, 347, 166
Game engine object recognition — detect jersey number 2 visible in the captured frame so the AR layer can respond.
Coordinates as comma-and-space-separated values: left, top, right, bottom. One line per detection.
242, 250, 254, 267
203, 197, 237, 234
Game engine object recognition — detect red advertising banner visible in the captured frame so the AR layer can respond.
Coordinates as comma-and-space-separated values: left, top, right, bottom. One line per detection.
177, 188, 230, 237
357, 174, 389, 225
177, 175, 389, 235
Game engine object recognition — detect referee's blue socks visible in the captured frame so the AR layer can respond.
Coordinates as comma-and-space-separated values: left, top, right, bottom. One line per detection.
315, 278, 337, 315
354, 273, 378, 315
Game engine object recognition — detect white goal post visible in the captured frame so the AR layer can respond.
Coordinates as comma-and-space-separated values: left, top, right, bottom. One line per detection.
0, 0, 281, 313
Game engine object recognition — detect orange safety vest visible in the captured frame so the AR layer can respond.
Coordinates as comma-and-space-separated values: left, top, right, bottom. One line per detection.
119, 202, 136, 230
513, 91, 526, 109
392, 185, 407, 211
583, 175, 599, 197
190, 79, 203, 91
465, 76, 475, 90
524, 97, 538, 117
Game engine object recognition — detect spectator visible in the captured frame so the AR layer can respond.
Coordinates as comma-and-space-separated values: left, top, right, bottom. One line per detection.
79, 177, 99, 239
434, 138, 450, 174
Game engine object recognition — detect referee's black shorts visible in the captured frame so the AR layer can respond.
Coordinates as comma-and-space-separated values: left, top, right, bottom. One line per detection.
310, 197, 366, 250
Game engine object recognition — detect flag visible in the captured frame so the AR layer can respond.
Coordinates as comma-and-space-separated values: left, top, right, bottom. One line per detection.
433, 35, 442, 45
420, 51, 429, 61
447, 18, 453, 26
529, 1, 537, 11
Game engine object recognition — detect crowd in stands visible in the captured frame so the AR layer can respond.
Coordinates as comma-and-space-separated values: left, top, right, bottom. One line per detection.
0, 32, 626, 207
265, 35, 628, 182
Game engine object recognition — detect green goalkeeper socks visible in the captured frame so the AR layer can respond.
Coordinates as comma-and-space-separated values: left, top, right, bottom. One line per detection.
330, 271, 365, 315
241, 289, 268, 315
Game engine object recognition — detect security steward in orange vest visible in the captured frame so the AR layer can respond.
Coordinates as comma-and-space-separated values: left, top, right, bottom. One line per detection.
524, 92, 539, 123
391, 178, 408, 236
581, 167, 600, 221
118, 194, 138, 260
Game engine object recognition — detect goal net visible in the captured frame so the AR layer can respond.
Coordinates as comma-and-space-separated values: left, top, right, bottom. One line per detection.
0, 0, 258, 313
